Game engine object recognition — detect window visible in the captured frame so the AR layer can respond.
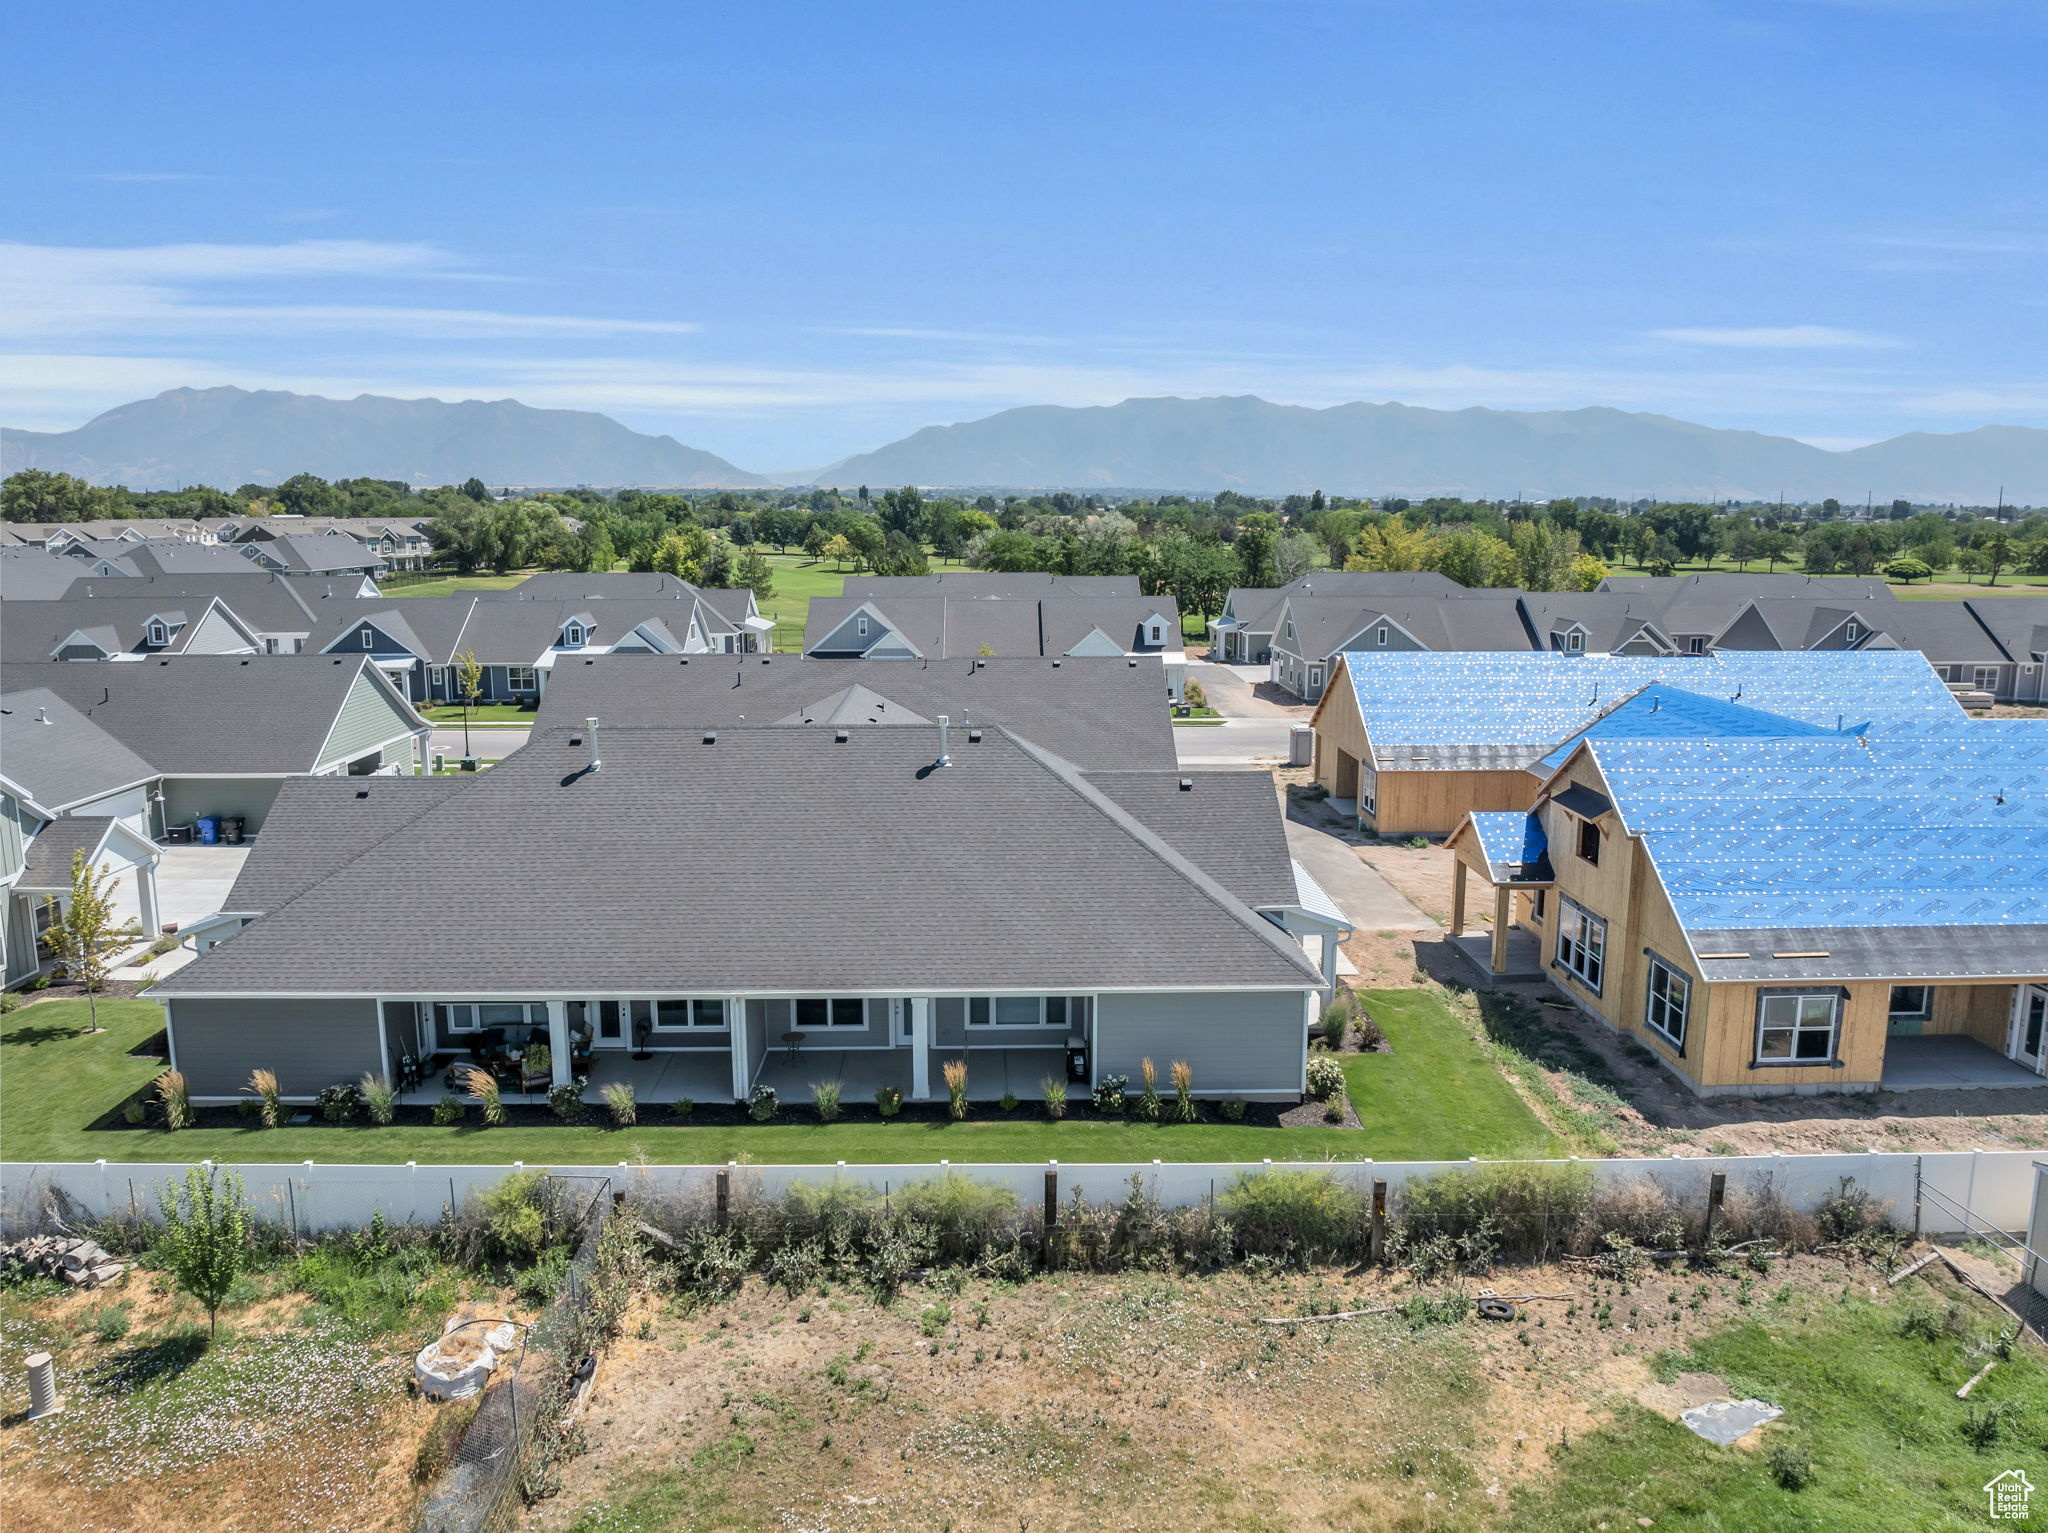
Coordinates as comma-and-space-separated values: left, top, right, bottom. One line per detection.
1755, 992, 1840, 1065
1375, 624, 1389, 646
965, 996, 1081, 1027
1308, 666, 1323, 690
1284, 619, 1295, 641
1888, 985, 1932, 1019
1359, 767, 1378, 819
434, 1001, 545, 1035
857, 615, 869, 637
264, 637, 280, 654
146, 621, 168, 646
1565, 630, 1585, 653
1575, 816, 1601, 865
505, 665, 538, 693
652, 998, 728, 1030
562, 623, 587, 646
429, 665, 446, 693
360, 628, 375, 649
1645, 958, 1690, 1050
1687, 636, 1705, 655
1975, 666, 2000, 691
1554, 897, 1606, 991
1147, 621, 1163, 643
795, 997, 865, 1028
1844, 620, 1861, 643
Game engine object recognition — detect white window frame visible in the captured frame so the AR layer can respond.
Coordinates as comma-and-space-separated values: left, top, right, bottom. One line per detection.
1554, 896, 1606, 992
429, 665, 447, 693
1284, 619, 1295, 641
650, 997, 730, 1031
1308, 665, 1323, 691
1644, 957, 1690, 1050
1565, 629, 1585, 653
1375, 624, 1388, 646
1687, 636, 1705, 655
857, 614, 869, 637
1974, 665, 2000, 691
505, 664, 539, 693
433, 1000, 545, 1035
1754, 991, 1841, 1066
146, 621, 168, 646
1887, 985, 1932, 1020
1147, 620, 1163, 643
361, 628, 375, 649
562, 622, 587, 646
1844, 620, 1861, 643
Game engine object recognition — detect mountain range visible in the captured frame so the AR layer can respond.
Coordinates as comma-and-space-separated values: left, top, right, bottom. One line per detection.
4, 386, 2044, 503
0, 387, 769, 492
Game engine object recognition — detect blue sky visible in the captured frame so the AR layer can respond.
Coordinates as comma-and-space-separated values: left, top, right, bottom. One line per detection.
4, 0, 2043, 470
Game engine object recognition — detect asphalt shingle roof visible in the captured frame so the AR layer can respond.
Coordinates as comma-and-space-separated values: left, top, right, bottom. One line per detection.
0, 689, 159, 810
1085, 770, 1297, 906
15, 817, 123, 890
531, 655, 1177, 770
160, 725, 1322, 997
223, 775, 468, 913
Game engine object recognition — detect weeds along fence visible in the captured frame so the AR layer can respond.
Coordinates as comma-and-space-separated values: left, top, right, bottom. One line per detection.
416, 1176, 617, 1533
2, 1150, 2042, 1242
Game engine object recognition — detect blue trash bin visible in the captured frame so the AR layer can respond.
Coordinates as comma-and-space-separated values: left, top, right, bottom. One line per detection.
196, 815, 220, 845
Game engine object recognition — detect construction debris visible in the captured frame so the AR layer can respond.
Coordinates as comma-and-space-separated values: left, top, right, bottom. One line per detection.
1, 1236, 127, 1290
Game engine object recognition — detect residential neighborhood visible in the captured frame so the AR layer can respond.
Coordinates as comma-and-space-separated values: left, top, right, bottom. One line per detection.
6, 5, 2048, 1525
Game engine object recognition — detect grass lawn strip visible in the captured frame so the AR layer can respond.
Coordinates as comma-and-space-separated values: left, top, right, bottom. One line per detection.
3, 989, 1555, 1165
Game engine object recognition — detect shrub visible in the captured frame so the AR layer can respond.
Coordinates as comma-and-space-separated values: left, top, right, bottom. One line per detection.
602, 1081, 637, 1127
1352, 1012, 1385, 1050
548, 1081, 585, 1120
244, 1068, 283, 1128
316, 1080, 363, 1123
1961, 1401, 2017, 1449
1767, 1444, 1815, 1490
1092, 1073, 1128, 1115
1403, 835, 1429, 849
748, 1084, 778, 1121
1397, 1162, 1594, 1266
812, 1079, 842, 1124
999, 1092, 1019, 1112
432, 1093, 465, 1126
920, 1303, 951, 1337
1218, 1096, 1246, 1123
875, 1083, 903, 1118
524, 1043, 552, 1079
91, 1303, 132, 1343
896, 1173, 1021, 1263
670, 1097, 695, 1120
1042, 1078, 1068, 1119
1136, 1058, 1161, 1122
1304, 1053, 1345, 1100
1815, 1178, 1891, 1244
479, 1170, 549, 1262
1183, 678, 1208, 709
463, 1066, 506, 1126
1219, 1169, 1367, 1262
122, 1098, 146, 1126
154, 1069, 191, 1131
1578, 1178, 1684, 1254
1170, 1060, 1197, 1123
943, 1059, 968, 1120
1320, 1002, 1349, 1050
360, 1072, 397, 1126
1321, 1089, 1348, 1124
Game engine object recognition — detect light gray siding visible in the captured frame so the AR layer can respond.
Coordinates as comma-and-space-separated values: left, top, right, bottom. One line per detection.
1093, 988, 1310, 1097
166, 996, 383, 1098
0, 792, 34, 883
183, 604, 258, 654
162, 776, 286, 833
318, 671, 419, 767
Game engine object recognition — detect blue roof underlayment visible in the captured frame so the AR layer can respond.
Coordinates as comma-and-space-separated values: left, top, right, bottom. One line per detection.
1535, 684, 1846, 771
1582, 733, 2048, 931
1342, 650, 1968, 752
1464, 811, 1552, 879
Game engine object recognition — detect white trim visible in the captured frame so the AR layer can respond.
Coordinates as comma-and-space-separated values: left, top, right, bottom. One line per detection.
154, 982, 1326, 1002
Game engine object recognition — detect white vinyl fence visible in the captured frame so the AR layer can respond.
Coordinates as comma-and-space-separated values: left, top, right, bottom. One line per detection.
1, 1150, 2042, 1241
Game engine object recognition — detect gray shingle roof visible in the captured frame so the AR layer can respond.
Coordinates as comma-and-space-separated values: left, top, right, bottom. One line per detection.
0, 689, 161, 810
1084, 771, 1296, 906
16, 817, 122, 890
0, 549, 94, 600
1687, 925, 2048, 983
2, 656, 418, 774
223, 776, 468, 913
160, 725, 1321, 997
532, 655, 1177, 770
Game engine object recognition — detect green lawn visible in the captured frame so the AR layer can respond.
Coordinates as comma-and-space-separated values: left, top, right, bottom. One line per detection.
1614, 554, 2048, 598
414, 702, 538, 724
1502, 1286, 2048, 1531
383, 572, 531, 599
1, 989, 1556, 1165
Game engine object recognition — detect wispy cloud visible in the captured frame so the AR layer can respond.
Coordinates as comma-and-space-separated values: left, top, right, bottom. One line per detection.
1650, 325, 1897, 350
0, 240, 697, 343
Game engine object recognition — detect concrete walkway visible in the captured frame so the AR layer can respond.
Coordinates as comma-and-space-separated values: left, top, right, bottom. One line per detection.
1283, 819, 1438, 932
430, 724, 530, 760
1881, 1035, 2047, 1091
1176, 717, 1297, 767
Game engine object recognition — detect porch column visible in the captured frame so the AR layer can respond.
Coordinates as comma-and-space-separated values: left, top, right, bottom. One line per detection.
134, 862, 162, 940
546, 1001, 571, 1088
1318, 930, 1340, 994
1490, 884, 1512, 975
910, 997, 932, 1102
730, 1001, 752, 1101
1450, 860, 1467, 938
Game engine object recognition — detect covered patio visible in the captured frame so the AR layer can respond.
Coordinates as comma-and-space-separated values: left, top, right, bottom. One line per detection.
1881, 1035, 2048, 1093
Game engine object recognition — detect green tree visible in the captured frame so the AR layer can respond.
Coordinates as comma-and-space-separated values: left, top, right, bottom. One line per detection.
275, 472, 341, 518
1881, 556, 1934, 584
1345, 518, 1431, 572
801, 523, 831, 559
1429, 526, 1517, 588
1969, 526, 2014, 586
651, 525, 712, 582
821, 532, 856, 568
1232, 512, 1280, 586
460, 476, 492, 503
156, 1163, 250, 1339
42, 851, 125, 1034
736, 547, 776, 601
2, 468, 118, 523
455, 649, 484, 759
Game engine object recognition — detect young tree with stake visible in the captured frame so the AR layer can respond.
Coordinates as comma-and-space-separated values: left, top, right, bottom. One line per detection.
42, 850, 124, 1034
157, 1163, 250, 1340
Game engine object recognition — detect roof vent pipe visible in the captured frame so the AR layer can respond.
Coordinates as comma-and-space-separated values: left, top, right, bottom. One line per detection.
936, 714, 951, 767
586, 717, 602, 773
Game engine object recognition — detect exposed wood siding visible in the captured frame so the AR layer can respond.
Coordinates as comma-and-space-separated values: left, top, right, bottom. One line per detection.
1370, 769, 1539, 835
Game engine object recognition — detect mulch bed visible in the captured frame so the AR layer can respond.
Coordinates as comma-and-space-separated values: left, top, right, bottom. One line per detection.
10, 980, 151, 1008
1278, 1095, 1363, 1130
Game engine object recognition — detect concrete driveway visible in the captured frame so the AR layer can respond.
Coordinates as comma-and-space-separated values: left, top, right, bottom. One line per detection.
430, 725, 530, 761
1186, 662, 1308, 720
1284, 819, 1438, 932
156, 845, 251, 929
1176, 718, 1297, 767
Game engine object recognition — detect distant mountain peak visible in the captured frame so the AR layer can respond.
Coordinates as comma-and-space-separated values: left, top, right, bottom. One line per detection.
1, 386, 771, 491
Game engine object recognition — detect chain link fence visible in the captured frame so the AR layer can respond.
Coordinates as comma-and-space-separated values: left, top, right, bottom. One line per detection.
416, 1175, 614, 1533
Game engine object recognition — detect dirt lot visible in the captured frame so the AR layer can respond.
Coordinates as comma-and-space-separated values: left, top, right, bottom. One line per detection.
0, 1275, 468, 1532
533, 1249, 2042, 1532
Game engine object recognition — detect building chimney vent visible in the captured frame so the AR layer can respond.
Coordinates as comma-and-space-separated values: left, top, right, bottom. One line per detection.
586, 717, 602, 772
834, 729, 850, 743
702, 730, 717, 745
935, 714, 951, 767
1178, 777, 1193, 791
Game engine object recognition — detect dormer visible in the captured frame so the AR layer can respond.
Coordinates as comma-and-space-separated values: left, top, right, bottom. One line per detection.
1553, 623, 1588, 654
558, 612, 596, 648
1142, 613, 1169, 647
1843, 617, 1863, 645
144, 611, 186, 648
